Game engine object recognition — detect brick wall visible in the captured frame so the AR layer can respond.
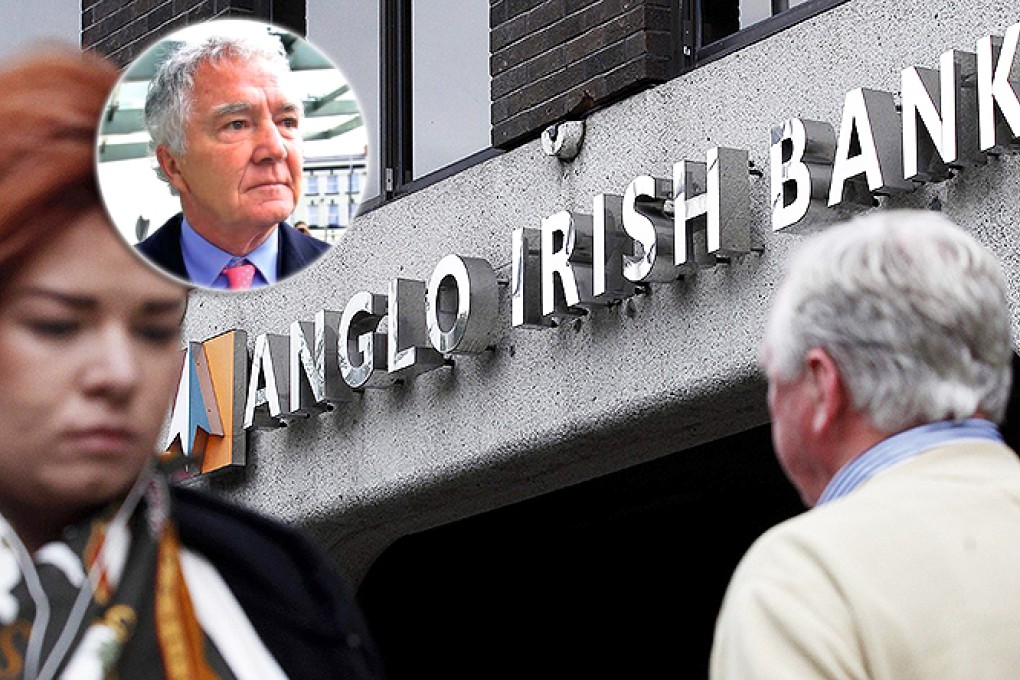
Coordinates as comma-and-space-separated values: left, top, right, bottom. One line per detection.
490, 0, 677, 149
82, 0, 305, 67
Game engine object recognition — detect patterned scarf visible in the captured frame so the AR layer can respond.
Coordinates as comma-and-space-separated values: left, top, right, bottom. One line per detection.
0, 469, 236, 680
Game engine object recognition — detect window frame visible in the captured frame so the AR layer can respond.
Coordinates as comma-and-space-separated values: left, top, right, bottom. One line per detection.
684, 0, 853, 67
361, 0, 849, 215
358, 0, 500, 214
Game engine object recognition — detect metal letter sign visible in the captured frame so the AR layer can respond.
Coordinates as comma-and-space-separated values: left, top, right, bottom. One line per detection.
622, 175, 676, 283
541, 210, 596, 319
674, 147, 750, 267
770, 118, 836, 231
674, 157, 711, 268
977, 22, 1020, 154
425, 255, 498, 354
511, 227, 553, 328
902, 50, 983, 182
522, 147, 752, 326
339, 291, 391, 389
829, 88, 913, 208
389, 278, 446, 378
244, 332, 290, 428
289, 311, 352, 417
592, 194, 634, 303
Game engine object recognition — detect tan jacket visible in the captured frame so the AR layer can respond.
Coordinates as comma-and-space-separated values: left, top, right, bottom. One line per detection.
711, 441, 1020, 680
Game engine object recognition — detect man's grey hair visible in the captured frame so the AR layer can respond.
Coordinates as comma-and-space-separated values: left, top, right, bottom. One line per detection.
144, 32, 293, 157
764, 209, 1013, 431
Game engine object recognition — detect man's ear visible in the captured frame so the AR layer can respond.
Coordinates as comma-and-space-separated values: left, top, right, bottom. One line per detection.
803, 347, 849, 436
155, 144, 188, 196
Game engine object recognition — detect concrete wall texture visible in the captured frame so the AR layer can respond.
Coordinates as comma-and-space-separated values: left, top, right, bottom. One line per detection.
184, 0, 1020, 584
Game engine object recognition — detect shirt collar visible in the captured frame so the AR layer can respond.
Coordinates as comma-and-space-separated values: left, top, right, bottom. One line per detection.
817, 418, 1003, 505
179, 216, 279, 289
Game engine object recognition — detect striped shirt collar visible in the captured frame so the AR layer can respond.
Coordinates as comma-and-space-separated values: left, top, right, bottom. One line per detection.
817, 418, 1003, 505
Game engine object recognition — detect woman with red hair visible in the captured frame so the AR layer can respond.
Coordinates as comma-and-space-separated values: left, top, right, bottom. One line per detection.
0, 49, 382, 680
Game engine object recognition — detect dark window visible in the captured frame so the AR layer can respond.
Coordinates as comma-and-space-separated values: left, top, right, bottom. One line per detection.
684, 0, 851, 66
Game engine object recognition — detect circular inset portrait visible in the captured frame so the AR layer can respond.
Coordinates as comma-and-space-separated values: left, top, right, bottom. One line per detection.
96, 19, 367, 291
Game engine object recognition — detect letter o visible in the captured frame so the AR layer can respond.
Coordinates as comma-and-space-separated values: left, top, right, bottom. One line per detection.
425, 255, 498, 354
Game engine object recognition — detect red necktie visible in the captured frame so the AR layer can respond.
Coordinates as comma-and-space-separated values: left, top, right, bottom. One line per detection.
222, 262, 256, 290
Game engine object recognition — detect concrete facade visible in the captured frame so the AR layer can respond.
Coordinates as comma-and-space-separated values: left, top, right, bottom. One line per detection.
183, 0, 1020, 586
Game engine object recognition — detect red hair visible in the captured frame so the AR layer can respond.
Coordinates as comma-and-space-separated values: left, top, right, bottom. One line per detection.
0, 48, 118, 290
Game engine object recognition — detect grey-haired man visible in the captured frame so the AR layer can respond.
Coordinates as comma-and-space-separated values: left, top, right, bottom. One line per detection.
711, 210, 1020, 679
137, 33, 326, 289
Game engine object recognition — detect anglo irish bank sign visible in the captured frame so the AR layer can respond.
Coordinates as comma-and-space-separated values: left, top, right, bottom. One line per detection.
167, 21, 1020, 474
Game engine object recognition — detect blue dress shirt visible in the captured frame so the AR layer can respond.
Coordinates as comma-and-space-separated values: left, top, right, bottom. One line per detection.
817, 418, 1004, 505
180, 216, 279, 289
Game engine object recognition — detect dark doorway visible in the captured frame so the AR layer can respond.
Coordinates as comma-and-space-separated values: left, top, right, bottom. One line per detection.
999, 352, 1020, 452
357, 423, 805, 678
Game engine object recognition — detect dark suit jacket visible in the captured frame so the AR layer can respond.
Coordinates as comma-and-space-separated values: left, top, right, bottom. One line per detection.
136, 213, 330, 284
